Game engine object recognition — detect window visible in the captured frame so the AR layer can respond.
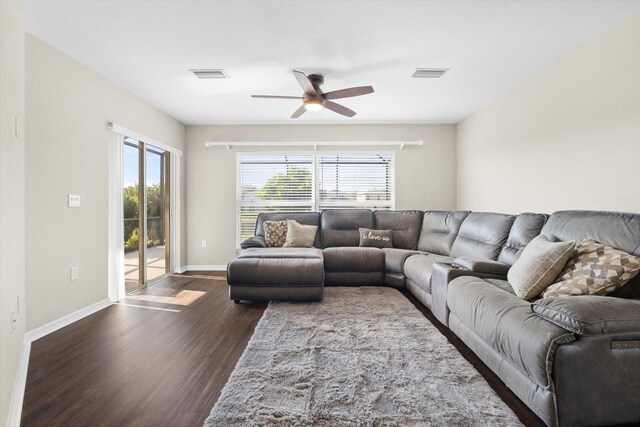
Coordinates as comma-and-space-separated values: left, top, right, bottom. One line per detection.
237, 152, 395, 246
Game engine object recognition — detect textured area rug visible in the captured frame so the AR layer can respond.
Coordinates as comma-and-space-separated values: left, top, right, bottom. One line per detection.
205, 287, 521, 426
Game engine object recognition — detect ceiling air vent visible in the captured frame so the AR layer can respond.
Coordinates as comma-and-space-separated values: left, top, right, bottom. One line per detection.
190, 69, 229, 79
412, 68, 449, 79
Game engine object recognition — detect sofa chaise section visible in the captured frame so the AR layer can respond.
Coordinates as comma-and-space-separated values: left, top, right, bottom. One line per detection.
227, 248, 324, 302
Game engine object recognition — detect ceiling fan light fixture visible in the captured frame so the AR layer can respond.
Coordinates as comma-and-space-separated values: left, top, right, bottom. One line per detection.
303, 98, 324, 111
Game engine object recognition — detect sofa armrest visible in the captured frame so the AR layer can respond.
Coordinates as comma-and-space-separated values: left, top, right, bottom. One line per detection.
453, 257, 510, 276
240, 236, 267, 249
431, 262, 511, 326
532, 296, 640, 336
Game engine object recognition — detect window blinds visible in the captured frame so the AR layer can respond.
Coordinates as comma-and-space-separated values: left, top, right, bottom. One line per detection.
236, 152, 395, 246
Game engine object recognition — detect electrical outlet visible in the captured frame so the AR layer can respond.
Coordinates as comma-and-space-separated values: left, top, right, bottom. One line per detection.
68, 194, 81, 208
201, 240, 207, 248
70, 266, 79, 281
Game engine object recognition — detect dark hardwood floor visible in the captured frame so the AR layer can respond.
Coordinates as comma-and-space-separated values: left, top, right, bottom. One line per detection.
21, 272, 267, 426
21, 273, 546, 426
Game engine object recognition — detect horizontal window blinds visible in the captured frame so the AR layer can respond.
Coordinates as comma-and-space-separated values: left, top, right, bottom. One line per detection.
236, 152, 395, 247
316, 153, 395, 210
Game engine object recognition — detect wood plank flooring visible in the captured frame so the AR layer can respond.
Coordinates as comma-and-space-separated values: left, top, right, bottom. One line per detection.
21, 273, 547, 426
21, 272, 267, 426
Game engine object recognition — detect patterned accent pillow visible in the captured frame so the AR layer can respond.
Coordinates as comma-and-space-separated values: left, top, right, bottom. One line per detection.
542, 240, 640, 298
263, 220, 288, 247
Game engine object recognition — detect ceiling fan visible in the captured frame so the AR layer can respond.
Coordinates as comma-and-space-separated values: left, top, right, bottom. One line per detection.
251, 70, 374, 118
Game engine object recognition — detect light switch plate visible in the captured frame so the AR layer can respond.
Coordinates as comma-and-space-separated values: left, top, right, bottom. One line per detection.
70, 266, 79, 281
68, 194, 81, 208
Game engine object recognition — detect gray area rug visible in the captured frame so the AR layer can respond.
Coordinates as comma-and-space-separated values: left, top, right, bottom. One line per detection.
206, 287, 522, 426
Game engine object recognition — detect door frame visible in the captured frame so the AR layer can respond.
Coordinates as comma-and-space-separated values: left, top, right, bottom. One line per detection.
108, 122, 182, 301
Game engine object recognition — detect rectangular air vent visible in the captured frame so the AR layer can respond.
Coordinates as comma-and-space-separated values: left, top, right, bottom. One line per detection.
412, 68, 449, 79
190, 69, 229, 79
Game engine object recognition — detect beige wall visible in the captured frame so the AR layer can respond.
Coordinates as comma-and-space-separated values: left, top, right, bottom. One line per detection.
185, 124, 456, 266
25, 35, 186, 330
0, 2, 26, 425
457, 11, 640, 214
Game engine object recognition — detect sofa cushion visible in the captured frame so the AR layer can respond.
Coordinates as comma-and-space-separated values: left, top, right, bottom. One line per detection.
382, 248, 419, 274
498, 213, 548, 265
359, 228, 393, 248
321, 209, 374, 248
255, 212, 321, 247
323, 247, 384, 272
507, 235, 576, 300
417, 211, 470, 255
403, 253, 454, 293
263, 221, 288, 247
447, 276, 575, 388
542, 240, 640, 298
450, 212, 516, 260
373, 210, 423, 250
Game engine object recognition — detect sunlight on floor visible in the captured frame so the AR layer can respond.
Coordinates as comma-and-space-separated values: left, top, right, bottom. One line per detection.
126, 289, 207, 306
117, 302, 181, 313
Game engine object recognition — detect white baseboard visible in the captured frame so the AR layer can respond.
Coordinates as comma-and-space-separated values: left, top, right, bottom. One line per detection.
8, 298, 113, 427
178, 264, 227, 272
7, 337, 30, 427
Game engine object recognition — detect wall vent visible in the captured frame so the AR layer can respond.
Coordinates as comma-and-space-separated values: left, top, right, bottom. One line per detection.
412, 68, 449, 78
190, 69, 229, 79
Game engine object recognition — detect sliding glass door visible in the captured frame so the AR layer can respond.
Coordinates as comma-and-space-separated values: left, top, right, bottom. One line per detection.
123, 137, 170, 293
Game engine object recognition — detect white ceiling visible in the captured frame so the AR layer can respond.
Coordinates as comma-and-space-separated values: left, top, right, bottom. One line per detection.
20, 0, 640, 125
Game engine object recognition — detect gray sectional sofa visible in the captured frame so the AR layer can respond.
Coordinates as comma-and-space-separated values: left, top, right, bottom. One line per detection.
228, 209, 640, 427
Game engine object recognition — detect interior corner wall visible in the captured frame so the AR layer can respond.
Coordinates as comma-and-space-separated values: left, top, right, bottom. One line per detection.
456, 11, 640, 214
0, 1, 26, 425
25, 34, 186, 331
185, 124, 457, 266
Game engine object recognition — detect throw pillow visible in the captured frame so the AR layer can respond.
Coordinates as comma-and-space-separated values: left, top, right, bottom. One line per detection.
507, 234, 575, 300
359, 228, 393, 249
542, 240, 640, 298
283, 220, 318, 247
263, 220, 288, 247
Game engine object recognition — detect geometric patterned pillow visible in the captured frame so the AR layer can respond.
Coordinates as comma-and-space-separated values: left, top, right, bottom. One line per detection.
263, 220, 288, 247
542, 240, 640, 298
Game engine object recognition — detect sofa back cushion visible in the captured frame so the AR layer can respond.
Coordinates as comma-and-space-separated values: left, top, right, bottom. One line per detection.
542, 210, 640, 298
321, 209, 374, 248
255, 212, 321, 247
498, 213, 548, 265
373, 210, 423, 250
450, 212, 516, 260
418, 211, 470, 255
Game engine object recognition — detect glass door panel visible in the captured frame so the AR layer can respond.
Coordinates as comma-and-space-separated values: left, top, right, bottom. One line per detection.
123, 139, 142, 292
145, 145, 169, 283
122, 138, 171, 294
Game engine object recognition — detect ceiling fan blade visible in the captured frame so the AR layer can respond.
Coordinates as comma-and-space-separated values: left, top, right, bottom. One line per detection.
291, 105, 307, 119
323, 86, 374, 100
251, 95, 302, 99
293, 70, 317, 96
324, 101, 356, 118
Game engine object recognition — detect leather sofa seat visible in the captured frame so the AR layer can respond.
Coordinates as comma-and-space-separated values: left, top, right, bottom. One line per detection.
382, 248, 420, 288
383, 248, 420, 274
447, 276, 575, 389
404, 254, 454, 309
323, 247, 384, 285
